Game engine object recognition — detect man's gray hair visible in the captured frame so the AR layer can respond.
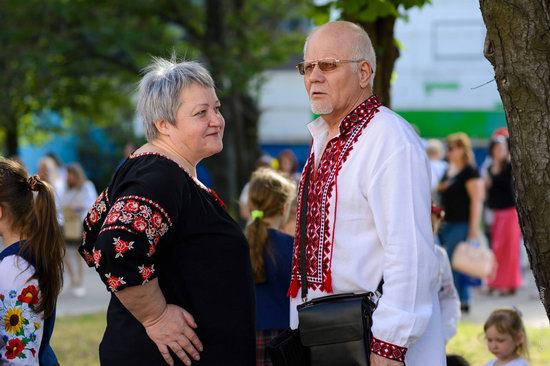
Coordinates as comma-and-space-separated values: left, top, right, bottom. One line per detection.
137, 57, 215, 141
304, 21, 376, 89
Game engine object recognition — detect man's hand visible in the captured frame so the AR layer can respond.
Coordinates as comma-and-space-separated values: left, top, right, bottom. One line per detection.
370, 353, 404, 366
143, 304, 203, 366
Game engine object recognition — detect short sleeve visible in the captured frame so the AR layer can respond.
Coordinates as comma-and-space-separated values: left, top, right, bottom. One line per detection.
464, 165, 480, 181
0, 256, 44, 364
79, 158, 185, 292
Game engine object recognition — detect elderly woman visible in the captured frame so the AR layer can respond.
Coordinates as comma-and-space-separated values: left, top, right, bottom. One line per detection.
79, 58, 255, 366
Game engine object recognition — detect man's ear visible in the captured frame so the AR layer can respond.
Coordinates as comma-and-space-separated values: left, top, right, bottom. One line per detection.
0, 205, 3, 221
153, 119, 171, 136
359, 61, 372, 89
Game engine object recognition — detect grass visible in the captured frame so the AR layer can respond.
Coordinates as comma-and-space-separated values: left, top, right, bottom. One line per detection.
51, 315, 550, 366
51, 313, 105, 366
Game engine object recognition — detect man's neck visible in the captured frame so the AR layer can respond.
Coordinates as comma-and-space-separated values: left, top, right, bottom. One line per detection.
323, 90, 373, 137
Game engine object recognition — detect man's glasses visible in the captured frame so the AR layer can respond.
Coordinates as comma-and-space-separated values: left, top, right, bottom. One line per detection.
296, 58, 366, 76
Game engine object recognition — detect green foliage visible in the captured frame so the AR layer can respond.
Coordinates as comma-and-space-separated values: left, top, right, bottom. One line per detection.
310, 0, 431, 24
1, 0, 306, 149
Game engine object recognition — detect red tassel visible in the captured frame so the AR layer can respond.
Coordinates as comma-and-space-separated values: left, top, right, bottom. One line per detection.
325, 269, 333, 293
288, 278, 300, 298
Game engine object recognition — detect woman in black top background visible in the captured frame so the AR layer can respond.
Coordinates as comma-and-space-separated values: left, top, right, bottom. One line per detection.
437, 132, 484, 313
485, 137, 522, 295
79, 57, 255, 366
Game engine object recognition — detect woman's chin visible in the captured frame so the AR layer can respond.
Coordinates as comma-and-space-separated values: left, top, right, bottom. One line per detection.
204, 143, 223, 158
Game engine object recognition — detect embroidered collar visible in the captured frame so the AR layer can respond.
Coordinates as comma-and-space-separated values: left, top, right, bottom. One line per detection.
340, 94, 380, 136
129, 152, 226, 209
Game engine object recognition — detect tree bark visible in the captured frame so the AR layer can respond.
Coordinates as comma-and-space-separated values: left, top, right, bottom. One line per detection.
5, 126, 18, 157
480, 0, 550, 322
201, 0, 260, 213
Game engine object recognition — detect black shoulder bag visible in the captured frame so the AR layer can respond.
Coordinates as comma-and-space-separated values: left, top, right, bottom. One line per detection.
268, 163, 383, 366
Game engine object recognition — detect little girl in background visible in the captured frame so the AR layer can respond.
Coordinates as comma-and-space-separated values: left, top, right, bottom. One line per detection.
0, 158, 64, 365
245, 168, 296, 366
484, 308, 530, 366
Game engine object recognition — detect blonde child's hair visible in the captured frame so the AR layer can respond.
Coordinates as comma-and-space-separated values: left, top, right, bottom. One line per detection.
245, 168, 296, 283
484, 308, 530, 360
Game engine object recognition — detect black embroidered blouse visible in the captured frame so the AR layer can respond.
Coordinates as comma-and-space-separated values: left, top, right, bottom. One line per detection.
79, 153, 255, 366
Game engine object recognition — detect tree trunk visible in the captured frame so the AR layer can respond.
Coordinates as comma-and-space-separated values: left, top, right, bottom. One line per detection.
480, 0, 550, 322
202, 0, 260, 213
2, 111, 19, 156
6, 128, 18, 157
341, 14, 399, 107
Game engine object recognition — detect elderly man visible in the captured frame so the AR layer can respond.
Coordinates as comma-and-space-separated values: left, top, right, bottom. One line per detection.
288, 21, 445, 365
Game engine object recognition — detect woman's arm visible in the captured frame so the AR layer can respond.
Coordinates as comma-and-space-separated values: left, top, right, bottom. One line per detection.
466, 178, 484, 240
115, 278, 203, 366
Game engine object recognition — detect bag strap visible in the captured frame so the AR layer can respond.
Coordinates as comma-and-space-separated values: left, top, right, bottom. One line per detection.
298, 159, 384, 302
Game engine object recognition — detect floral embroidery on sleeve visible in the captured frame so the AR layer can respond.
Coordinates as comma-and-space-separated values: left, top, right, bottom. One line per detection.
138, 264, 155, 284
1, 285, 42, 362
81, 194, 173, 293
100, 195, 172, 257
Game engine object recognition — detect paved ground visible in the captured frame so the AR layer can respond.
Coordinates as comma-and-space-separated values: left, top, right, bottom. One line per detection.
57, 248, 549, 328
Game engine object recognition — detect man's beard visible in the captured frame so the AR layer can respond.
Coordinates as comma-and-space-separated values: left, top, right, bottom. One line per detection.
310, 100, 333, 115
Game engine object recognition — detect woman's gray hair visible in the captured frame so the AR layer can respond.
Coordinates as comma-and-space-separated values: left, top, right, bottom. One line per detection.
137, 57, 215, 141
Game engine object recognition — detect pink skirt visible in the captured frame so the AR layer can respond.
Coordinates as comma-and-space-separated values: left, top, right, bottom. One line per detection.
488, 207, 522, 290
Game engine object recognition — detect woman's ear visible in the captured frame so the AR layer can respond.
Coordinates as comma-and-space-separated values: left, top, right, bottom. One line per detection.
153, 119, 172, 136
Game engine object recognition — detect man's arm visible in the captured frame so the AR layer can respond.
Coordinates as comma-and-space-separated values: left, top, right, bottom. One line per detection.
366, 143, 439, 362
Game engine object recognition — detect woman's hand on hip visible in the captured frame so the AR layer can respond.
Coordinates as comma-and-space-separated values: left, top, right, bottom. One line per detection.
370, 353, 404, 366
143, 304, 203, 366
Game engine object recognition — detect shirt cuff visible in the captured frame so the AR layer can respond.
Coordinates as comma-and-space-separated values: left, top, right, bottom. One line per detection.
371, 337, 407, 362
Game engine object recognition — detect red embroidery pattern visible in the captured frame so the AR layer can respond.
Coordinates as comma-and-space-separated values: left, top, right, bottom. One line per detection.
289, 95, 381, 296
82, 250, 94, 266
104, 273, 126, 292
130, 152, 227, 209
113, 237, 134, 258
100, 195, 172, 257
208, 188, 227, 209
93, 248, 102, 268
370, 337, 407, 362
139, 264, 155, 284
84, 188, 110, 231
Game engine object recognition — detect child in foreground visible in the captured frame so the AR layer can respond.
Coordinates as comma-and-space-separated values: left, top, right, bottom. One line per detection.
0, 158, 64, 365
484, 308, 530, 366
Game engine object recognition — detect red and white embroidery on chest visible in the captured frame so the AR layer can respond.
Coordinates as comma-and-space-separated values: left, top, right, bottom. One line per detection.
289, 96, 381, 296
